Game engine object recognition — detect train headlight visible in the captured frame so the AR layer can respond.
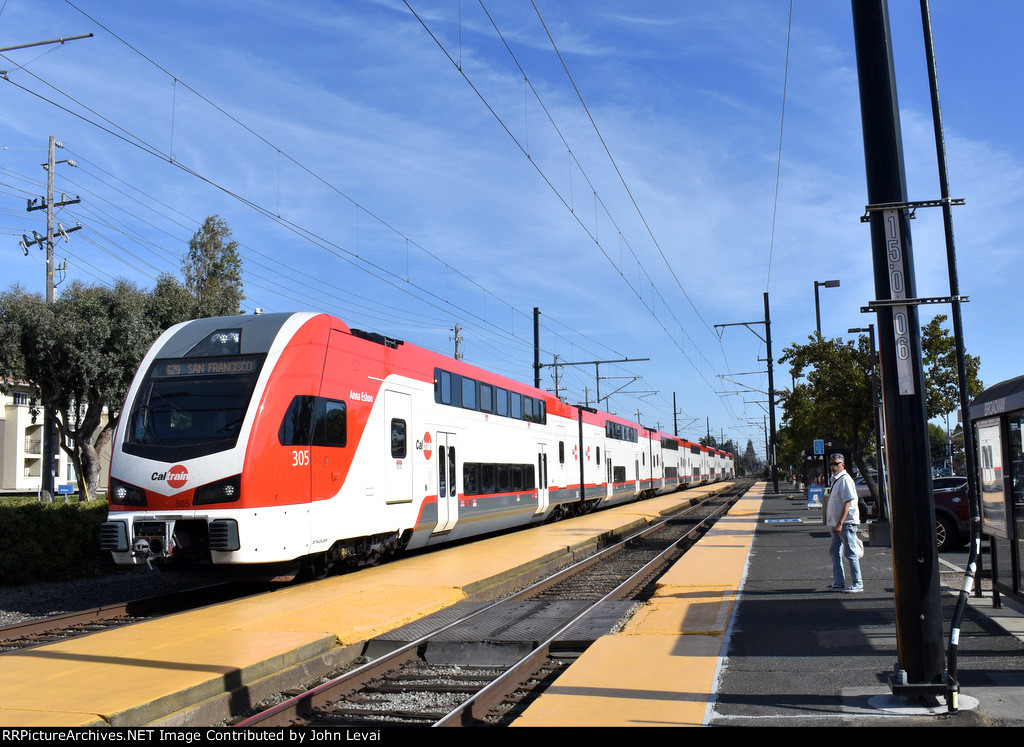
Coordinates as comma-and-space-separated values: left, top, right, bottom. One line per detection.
109, 478, 146, 506
193, 474, 242, 505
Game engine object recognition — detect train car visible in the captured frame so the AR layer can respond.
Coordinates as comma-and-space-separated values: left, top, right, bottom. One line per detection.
652, 432, 683, 495
100, 312, 720, 580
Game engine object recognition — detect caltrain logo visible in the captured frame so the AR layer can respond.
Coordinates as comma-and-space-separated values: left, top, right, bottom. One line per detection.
423, 432, 432, 460
152, 465, 189, 489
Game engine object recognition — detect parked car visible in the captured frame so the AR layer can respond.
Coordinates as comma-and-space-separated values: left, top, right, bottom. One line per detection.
933, 477, 969, 552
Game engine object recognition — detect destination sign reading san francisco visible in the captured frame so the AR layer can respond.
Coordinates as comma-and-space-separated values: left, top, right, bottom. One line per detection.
152, 356, 260, 378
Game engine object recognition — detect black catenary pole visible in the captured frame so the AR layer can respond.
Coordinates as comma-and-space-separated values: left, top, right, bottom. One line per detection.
764, 292, 778, 494
919, 0, 978, 712
851, 0, 946, 694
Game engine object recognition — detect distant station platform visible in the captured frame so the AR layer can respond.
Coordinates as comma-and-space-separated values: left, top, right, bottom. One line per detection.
516, 481, 1024, 727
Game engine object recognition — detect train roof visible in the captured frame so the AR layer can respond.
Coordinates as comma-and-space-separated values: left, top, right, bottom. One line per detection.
155, 312, 318, 358
970, 374, 1024, 421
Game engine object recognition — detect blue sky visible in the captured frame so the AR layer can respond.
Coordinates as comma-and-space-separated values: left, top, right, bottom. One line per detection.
1, 1, 1021, 460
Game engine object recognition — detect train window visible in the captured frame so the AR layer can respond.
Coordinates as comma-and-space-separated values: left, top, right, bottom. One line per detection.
482, 464, 496, 494
279, 395, 316, 446
558, 441, 565, 464
464, 463, 479, 495
125, 353, 265, 461
438, 370, 452, 405
542, 453, 548, 488
480, 384, 493, 414
448, 447, 457, 497
525, 464, 536, 490
512, 466, 523, 491
186, 328, 241, 357
538, 400, 546, 424
596, 447, 601, 465
510, 392, 522, 419
462, 378, 477, 410
498, 465, 510, 493
438, 446, 447, 497
313, 400, 347, 447
495, 388, 509, 417
390, 419, 406, 459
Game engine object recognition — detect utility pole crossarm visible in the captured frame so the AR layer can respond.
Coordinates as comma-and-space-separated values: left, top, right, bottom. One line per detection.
0, 33, 93, 54
714, 321, 766, 344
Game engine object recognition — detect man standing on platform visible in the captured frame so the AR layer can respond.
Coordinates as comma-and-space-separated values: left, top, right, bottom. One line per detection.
825, 453, 863, 593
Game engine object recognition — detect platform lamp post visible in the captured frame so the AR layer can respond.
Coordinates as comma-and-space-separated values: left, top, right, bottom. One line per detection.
814, 280, 841, 337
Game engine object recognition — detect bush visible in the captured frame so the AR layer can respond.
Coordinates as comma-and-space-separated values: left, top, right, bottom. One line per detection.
0, 497, 112, 585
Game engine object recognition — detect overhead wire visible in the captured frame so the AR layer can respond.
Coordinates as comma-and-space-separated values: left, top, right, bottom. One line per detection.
4, 2, 745, 431
410, 0, 736, 427
5, 12, 630, 383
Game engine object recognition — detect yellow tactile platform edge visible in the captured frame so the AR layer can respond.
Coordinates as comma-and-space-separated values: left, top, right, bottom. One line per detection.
512, 484, 765, 727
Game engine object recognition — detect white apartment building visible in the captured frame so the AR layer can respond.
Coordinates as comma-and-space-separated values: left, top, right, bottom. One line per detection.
0, 382, 109, 495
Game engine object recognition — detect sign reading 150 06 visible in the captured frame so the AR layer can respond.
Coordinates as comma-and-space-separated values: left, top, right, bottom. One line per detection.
883, 209, 915, 396
152, 355, 260, 378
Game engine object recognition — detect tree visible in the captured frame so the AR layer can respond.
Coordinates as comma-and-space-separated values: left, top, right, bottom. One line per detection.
0, 281, 195, 500
921, 314, 983, 421
777, 334, 878, 497
928, 422, 948, 467
150, 272, 198, 329
183, 215, 244, 317
742, 439, 758, 475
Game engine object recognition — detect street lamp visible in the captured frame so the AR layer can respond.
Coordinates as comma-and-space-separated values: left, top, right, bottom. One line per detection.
814, 279, 841, 336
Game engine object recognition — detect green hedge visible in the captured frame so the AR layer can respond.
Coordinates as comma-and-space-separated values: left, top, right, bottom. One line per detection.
0, 497, 113, 585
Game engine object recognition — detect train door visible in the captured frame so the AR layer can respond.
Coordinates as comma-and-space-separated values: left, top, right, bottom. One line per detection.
384, 391, 413, 506
433, 431, 458, 534
555, 426, 567, 491
605, 451, 613, 498
536, 444, 549, 514
635, 459, 640, 494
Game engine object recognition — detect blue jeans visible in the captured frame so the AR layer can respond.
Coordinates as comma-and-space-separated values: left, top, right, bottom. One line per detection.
830, 523, 862, 587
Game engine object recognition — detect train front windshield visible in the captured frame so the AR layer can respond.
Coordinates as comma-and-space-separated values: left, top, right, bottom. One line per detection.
123, 354, 265, 461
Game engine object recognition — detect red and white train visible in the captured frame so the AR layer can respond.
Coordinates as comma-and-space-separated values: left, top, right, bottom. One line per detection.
101, 312, 734, 579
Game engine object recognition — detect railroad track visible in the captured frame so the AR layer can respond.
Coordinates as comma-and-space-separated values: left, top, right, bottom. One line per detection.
0, 582, 257, 652
233, 481, 751, 727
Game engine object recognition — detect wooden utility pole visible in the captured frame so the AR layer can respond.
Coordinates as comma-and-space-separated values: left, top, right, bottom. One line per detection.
24, 136, 80, 500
